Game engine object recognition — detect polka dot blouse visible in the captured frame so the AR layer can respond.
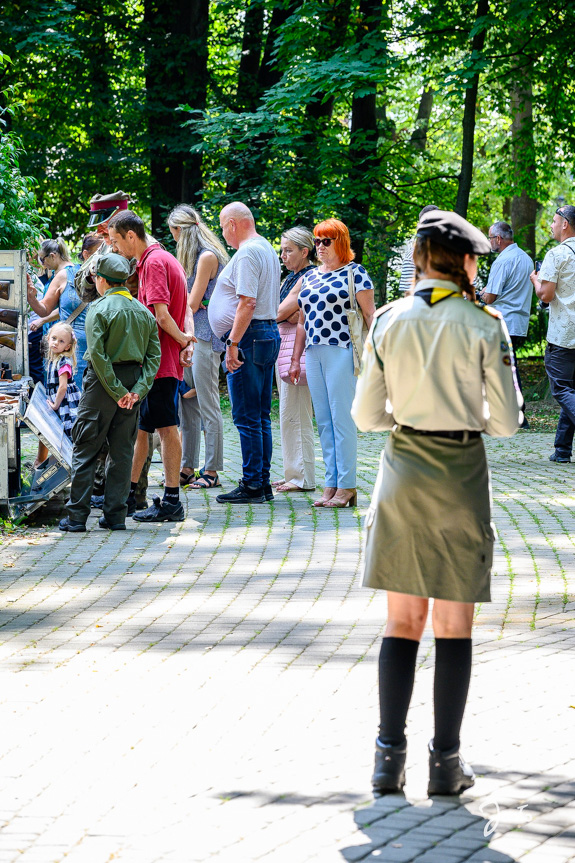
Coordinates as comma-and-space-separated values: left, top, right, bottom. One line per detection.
298, 262, 374, 348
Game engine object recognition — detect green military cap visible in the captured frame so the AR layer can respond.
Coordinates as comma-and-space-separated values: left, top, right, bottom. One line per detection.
87, 191, 130, 228
95, 253, 130, 284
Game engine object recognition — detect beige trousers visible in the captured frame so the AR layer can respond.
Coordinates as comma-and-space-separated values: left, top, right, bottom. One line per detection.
276, 367, 316, 489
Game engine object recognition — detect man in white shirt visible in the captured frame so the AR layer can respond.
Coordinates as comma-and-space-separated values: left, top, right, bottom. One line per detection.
531, 205, 575, 462
208, 202, 281, 503
479, 221, 533, 427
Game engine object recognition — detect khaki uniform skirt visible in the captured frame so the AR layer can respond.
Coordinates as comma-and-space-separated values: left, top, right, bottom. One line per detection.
363, 428, 494, 603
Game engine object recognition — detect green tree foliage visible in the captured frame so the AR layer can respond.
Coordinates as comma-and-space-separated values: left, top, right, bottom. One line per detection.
0, 56, 48, 248
2, 0, 575, 309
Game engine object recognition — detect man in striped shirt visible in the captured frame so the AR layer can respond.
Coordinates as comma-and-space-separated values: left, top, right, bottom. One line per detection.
398, 205, 439, 293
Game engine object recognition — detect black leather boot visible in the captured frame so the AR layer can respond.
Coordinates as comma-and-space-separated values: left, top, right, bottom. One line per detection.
372, 739, 407, 795
427, 741, 475, 795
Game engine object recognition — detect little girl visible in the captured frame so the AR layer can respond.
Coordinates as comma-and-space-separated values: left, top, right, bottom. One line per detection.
45, 322, 81, 438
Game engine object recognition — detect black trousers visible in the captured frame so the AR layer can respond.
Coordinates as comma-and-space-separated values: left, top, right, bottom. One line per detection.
545, 342, 575, 457
67, 365, 141, 524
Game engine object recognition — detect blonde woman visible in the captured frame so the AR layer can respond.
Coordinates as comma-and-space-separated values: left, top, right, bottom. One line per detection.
168, 205, 229, 488
274, 227, 317, 492
27, 238, 74, 330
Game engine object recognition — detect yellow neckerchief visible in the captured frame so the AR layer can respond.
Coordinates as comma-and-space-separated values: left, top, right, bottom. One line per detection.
109, 289, 133, 300
413, 279, 463, 307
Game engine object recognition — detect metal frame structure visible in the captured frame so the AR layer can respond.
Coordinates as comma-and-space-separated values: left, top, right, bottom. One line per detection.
0, 249, 29, 376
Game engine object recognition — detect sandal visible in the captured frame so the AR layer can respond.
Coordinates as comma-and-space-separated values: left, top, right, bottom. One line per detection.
189, 472, 221, 489
180, 470, 196, 487
276, 482, 314, 493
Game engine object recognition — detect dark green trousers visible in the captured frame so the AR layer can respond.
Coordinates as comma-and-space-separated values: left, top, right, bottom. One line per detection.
67, 365, 141, 525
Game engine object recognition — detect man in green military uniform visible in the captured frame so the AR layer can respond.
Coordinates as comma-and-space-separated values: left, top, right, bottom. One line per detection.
59, 254, 161, 532
76, 190, 152, 510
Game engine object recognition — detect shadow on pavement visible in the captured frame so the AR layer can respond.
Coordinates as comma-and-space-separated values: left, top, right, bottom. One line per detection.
340, 795, 516, 863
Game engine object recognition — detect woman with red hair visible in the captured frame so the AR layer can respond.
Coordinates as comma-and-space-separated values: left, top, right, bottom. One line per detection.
289, 219, 375, 507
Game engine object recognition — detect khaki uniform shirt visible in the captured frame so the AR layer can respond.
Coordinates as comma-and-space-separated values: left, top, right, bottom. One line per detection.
84, 288, 161, 403
352, 279, 521, 437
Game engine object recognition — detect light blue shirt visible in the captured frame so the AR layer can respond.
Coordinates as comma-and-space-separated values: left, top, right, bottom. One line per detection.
485, 242, 533, 337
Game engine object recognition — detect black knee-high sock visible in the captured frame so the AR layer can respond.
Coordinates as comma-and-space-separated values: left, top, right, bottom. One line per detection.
378, 636, 419, 746
433, 638, 472, 752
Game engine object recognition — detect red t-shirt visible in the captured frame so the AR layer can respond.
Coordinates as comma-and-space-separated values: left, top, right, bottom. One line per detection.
136, 244, 188, 381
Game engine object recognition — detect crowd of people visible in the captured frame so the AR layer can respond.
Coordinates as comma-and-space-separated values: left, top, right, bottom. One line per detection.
26, 192, 383, 520
23, 191, 575, 797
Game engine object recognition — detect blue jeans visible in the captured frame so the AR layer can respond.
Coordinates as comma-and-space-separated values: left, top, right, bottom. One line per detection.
306, 344, 357, 488
226, 320, 281, 487
546, 342, 575, 457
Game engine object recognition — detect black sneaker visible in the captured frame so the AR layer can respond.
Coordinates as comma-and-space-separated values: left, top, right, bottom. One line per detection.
132, 495, 185, 522
98, 516, 126, 531
263, 484, 274, 501
91, 494, 105, 509
216, 480, 265, 504
372, 739, 407, 795
427, 741, 475, 795
549, 452, 571, 463
59, 516, 86, 532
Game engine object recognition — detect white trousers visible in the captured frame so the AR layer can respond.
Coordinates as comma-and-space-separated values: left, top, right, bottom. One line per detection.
276, 367, 316, 489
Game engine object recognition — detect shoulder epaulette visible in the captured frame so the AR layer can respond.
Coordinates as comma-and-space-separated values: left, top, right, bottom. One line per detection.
373, 301, 397, 320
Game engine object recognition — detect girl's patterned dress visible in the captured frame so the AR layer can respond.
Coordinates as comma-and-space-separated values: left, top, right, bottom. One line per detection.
46, 357, 81, 438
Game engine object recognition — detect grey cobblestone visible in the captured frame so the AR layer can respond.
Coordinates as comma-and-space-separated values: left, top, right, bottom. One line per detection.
0, 427, 572, 860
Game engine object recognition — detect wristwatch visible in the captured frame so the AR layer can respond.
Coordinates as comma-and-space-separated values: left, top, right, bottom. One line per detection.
226, 338, 239, 347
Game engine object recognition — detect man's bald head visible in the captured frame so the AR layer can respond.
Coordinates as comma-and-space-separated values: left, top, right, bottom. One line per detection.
220, 201, 258, 250
220, 202, 254, 224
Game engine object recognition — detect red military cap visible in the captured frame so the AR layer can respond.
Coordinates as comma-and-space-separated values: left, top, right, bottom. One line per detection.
87, 191, 130, 228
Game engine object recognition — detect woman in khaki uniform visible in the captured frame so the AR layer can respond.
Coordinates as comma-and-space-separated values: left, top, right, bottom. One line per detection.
352, 211, 521, 796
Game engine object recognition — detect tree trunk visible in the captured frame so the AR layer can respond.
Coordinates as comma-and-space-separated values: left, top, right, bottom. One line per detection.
236, 0, 266, 112
510, 76, 537, 259
346, 0, 385, 261
410, 86, 434, 150
305, 0, 352, 124
145, 0, 209, 234
227, 1, 298, 204
454, 0, 489, 217
258, 2, 298, 93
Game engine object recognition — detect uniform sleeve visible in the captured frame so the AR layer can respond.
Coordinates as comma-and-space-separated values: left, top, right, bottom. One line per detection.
133, 322, 162, 400
351, 317, 394, 432
482, 316, 521, 437
86, 309, 128, 403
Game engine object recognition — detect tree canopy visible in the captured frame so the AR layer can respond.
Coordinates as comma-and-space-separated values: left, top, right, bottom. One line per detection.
1, 0, 575, 301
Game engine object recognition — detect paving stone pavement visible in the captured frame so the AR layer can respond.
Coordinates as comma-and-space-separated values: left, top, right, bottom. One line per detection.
0, 422, 574, 862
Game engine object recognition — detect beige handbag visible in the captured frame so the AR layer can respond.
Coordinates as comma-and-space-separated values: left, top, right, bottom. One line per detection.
347, 265, 369, 376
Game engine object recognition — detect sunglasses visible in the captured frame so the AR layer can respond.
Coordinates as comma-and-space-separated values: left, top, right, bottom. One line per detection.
313, 237, 333, 248
556, 208, 574, 225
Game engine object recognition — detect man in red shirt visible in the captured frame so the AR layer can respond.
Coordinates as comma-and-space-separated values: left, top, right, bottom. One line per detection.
108, 210, 194, 522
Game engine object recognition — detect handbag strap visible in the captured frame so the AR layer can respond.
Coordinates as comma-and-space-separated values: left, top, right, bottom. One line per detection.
65, 301, 88, 325
347, 264, 359, 312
